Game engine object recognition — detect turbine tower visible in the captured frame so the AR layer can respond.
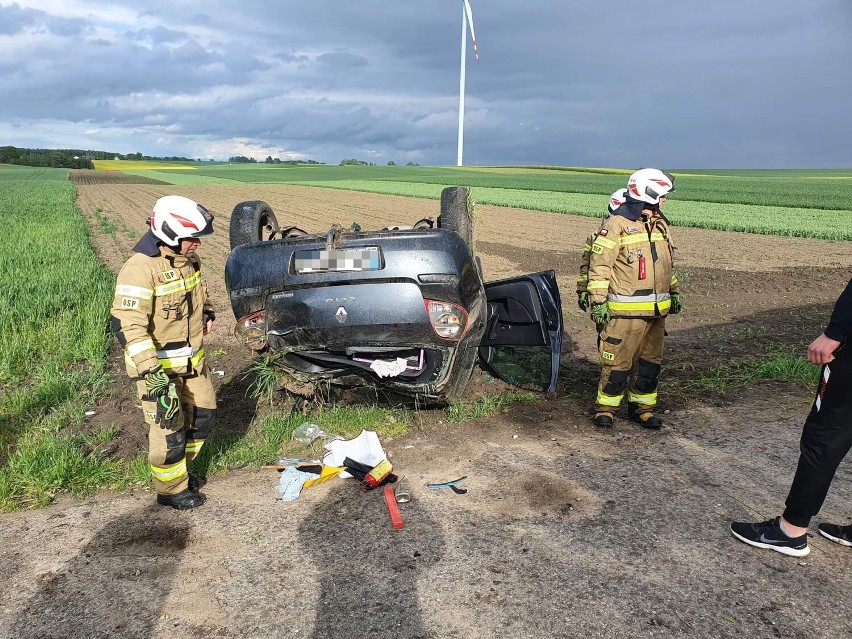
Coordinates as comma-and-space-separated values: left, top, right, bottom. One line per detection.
456, 0, 479, 167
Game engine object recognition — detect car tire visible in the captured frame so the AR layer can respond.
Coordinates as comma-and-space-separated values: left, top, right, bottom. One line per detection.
229, 200, 279, 250
438, 186, 474, 251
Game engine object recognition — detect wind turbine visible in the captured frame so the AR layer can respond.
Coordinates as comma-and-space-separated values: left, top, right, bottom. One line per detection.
456, 0, 479, 167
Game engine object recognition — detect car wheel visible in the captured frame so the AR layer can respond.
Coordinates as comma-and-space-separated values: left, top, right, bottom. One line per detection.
229, 200, 280, 250
438, 186, 475, 251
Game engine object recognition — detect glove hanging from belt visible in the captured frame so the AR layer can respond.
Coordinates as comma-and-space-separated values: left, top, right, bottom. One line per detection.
144, 365, 170, 398
155, 384, 181, 430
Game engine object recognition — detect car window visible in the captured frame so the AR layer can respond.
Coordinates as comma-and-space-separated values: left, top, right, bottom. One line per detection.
478, 345, 553, 391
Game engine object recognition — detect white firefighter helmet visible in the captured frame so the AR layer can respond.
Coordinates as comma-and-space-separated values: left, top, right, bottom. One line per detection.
607, 188, 628, 214
626, 168, 675, 206
150, 195, 214, 247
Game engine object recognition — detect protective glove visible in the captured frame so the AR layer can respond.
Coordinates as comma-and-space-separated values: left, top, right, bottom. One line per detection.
591, 301, 610, 328
670, 293, 682, 314
155, 384, 181, 430
577, 291, 589, 312
144, 365, 170, 398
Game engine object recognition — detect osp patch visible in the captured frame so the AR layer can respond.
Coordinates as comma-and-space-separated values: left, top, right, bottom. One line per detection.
121, 297, 139, 310
160, 270, 178, 282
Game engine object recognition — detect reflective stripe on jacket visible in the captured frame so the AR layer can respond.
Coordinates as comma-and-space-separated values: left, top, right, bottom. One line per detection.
111, 246, 213, 377
587, 211, 678, 319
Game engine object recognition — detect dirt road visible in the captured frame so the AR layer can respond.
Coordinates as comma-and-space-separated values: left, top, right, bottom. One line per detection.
1, 184, 850, 637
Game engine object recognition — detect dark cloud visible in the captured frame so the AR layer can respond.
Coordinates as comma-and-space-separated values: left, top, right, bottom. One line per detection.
317, 51, 370, 70
2, 0, 851, 166
0, 3, 85, 36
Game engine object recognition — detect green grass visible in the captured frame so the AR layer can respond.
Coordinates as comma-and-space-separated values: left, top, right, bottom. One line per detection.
0, 165, 70, 181
447, 391, 538, 423
121, 169, 245, 185
678, 352, 819, 394
156, 163, 852, 211
0, 178, 123, 510
191, 405, 410, 476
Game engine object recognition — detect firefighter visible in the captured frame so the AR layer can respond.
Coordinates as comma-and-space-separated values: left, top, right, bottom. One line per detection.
111, 195, 217, 509
586, 169, 681, 429
577, 188, 628, 312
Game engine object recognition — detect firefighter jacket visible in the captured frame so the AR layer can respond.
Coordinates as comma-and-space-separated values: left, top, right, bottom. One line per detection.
577, 229, 601, 294
587, 207, 678, 318
110, 230, 214, 378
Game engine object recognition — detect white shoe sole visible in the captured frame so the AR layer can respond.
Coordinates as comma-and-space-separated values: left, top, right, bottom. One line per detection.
818, 528, 852, 547
731, 529, 811, 557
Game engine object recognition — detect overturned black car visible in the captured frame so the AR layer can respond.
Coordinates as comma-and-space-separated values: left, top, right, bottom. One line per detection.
224, 187, 563, 402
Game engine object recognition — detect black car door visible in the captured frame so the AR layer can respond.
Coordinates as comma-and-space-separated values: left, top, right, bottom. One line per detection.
478, 270, 563, 393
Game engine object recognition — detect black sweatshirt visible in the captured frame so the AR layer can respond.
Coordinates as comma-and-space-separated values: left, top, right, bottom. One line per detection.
825, 278, 852, 343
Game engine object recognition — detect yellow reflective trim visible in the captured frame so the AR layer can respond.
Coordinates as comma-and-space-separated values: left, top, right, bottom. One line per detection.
126, 339, 155, 357
671, 275, 678, 286
153, 271, 201, 297
587, 280, 610, 291
577, 275, 589, 282
596, 392, 623, 407
608, 301, 657, 312
185, 441, 204, 453
593, 236, 617, 250
618, 232, 666, 246
618, 234, 647, 246
158, 348, 205, 371
151, 459, 187, 481
583, 243, 592, 252
116, 284, 153, 299
628, 392, 657, 405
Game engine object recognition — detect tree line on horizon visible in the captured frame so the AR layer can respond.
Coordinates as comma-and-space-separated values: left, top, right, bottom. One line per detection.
0, 146, 204, 169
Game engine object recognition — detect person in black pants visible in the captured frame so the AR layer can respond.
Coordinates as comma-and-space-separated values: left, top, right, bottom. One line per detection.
730, 279, 852, 557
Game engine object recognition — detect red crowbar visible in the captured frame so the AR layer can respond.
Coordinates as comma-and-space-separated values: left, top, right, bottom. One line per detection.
383, 485, 404, 529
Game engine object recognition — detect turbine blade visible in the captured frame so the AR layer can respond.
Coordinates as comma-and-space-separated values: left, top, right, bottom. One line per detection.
463, 0, 479, 62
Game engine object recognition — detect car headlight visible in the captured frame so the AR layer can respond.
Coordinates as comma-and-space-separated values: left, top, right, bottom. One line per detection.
234, 310, 267, 351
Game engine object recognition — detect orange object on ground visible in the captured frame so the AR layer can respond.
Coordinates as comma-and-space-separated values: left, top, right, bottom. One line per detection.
383, 485, 404, 529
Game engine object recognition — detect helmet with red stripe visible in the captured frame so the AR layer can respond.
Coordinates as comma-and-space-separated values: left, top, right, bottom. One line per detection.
150, 195, 214, 247
607, 188, 628, 214
626, 168, 675, 206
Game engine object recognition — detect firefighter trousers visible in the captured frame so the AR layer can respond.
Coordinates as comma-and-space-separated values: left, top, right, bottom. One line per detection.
596, 317, 665, 416
135, 364, 217, 495
783, 345, 852, 527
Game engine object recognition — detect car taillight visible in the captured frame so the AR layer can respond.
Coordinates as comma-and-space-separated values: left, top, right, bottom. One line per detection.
424, 300, 468, 340
234, 310, 267, 350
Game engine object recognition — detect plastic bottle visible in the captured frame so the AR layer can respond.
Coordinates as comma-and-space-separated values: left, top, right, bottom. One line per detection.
292, 422, 327, 445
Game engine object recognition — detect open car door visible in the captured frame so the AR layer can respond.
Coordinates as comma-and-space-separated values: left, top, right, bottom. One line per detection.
478, 270, 563, 393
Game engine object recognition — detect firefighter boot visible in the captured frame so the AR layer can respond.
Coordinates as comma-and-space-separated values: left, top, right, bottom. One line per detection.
157, 489, 206, 510
628, 403, 662, 429
188, 474, 207, 493
593, 413, 614, 428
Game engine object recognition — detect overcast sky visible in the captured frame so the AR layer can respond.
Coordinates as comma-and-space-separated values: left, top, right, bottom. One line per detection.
1, 1, 850, 168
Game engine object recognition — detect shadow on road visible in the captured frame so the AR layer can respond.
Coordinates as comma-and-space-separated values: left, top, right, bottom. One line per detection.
299, 481, 443, 638
12, 510, 191, 639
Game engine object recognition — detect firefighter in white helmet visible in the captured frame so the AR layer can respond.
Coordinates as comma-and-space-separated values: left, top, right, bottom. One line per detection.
110, 196, 217, 509
577, 188, 628, 313
586, 169, 681, 429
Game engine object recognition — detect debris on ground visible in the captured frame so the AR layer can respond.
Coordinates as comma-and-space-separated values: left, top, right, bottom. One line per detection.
427, 476, 468, 494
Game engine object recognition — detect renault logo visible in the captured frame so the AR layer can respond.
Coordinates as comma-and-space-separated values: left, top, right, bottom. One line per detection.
336, 307, 348, 323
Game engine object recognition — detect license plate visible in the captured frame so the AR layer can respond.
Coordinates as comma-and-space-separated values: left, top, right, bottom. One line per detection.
294, 247, 381, 273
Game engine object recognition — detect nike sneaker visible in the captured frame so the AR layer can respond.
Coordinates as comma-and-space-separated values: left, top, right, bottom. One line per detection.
730, 517, 810, 557
818, 523, 852, 547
